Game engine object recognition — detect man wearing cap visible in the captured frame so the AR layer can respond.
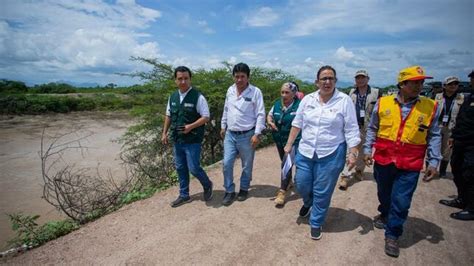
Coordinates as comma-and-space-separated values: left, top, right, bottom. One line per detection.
338, 70, 380, 190
439, 70, 474, 221
363, 66, 441, 257
434, 76, 464, 178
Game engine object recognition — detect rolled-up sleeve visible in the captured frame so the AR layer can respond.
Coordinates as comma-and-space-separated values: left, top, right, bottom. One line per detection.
343, 97, 361, 148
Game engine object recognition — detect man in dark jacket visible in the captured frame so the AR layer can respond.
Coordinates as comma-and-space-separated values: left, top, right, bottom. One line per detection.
439, 70, 474, 220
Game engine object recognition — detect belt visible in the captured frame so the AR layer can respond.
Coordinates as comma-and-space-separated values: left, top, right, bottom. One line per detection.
229, 127, 255, 135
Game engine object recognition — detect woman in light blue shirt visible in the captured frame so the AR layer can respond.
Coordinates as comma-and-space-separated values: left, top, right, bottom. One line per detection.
284, 65, 360, 240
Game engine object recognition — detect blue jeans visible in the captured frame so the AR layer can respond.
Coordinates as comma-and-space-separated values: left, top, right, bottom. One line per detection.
373, 162, 420, 240
173, 143, 212, 198
223, 129, 255, 193
294, 142, 346, 228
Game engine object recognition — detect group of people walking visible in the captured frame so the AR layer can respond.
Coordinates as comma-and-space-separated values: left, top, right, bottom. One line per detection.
161, 63, 474, 258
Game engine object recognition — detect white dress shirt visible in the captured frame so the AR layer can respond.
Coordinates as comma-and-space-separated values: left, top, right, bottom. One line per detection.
221, 83, 266, 135
292, 89, 360, 159
166, 87, 210, 118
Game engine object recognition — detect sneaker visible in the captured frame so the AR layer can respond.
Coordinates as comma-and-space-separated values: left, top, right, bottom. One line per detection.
338, 177, 348, 190
274, 189, 286, 206
439, 198, 466, 209
203, 182, 213, 201
299, 205, 311, 217
170, 196, 192, 208
237, 190, 248, 201
450, 210, 474, 221
384, 238, 400, 257
310, 227, 322, 240
222, 192, 236, 206
373, 214, 387, 229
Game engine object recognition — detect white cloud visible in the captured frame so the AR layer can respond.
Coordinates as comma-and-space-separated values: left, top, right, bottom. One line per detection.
244, 7, 279, 27
240, 51, 257, 58
0, 0, 162, 84
197, 20, 215, 34
334, 47, 354, 61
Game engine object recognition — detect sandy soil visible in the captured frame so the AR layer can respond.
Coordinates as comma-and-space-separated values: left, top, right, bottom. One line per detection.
3, 145, 473, 265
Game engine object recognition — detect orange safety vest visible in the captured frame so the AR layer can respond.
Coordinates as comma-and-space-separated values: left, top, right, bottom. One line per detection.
373, 95, 437, 171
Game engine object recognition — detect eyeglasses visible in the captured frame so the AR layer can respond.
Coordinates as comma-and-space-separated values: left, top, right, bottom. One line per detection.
319, 77, 336, 82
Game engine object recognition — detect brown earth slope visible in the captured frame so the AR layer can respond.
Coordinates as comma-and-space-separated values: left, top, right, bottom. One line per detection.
4, 145, 474, 265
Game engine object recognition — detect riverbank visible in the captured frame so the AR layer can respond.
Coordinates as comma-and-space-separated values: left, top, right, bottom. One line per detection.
0, 112, 133, 250
4, 145, 473, 264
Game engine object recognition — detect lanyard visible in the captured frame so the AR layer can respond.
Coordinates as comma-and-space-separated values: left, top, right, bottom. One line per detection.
357, 92, 367, 111
443, 97, 455, 117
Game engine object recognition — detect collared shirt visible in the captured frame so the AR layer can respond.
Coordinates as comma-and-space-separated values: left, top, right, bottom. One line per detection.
292, 89, 360, 159
221, 83, 266, 135
166, 87, 210, 118
363, 93, 442, 167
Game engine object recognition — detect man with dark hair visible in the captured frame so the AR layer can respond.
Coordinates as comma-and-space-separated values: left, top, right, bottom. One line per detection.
162, 66, 213, 207
439, 70, 474, 221
220, 63, 266, 206
364, 66, 441, 257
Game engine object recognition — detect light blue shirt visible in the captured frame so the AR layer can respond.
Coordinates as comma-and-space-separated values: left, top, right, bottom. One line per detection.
363, 93, 442, 168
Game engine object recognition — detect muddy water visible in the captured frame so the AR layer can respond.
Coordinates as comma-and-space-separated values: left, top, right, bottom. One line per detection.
0, 112, 134, 250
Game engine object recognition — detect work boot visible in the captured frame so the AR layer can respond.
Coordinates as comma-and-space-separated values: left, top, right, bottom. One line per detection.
384, 238, 400, 257
338, 176, 349, 190
373, 214, 387, 229
222, 192, 236, 206
274, 189, 286, 206
237, 190, 248, 201
439, 160, 449, 178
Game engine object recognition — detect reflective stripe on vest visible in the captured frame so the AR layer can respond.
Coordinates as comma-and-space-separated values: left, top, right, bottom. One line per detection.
373, 95, 437, 171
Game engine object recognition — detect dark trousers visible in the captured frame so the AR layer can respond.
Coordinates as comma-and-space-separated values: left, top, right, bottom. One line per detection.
276, 145, 292, 190
450, 142, 474, 211
374, 162, 420, 239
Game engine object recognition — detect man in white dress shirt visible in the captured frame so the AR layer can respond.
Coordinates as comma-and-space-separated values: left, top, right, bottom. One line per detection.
220, 63, 266, 206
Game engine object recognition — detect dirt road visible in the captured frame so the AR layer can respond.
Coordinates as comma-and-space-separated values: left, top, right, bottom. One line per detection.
4, 145, 473, 265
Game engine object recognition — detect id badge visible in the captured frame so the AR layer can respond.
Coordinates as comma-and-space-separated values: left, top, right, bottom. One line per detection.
442, 115, 449, 123
359, 110, 365, 118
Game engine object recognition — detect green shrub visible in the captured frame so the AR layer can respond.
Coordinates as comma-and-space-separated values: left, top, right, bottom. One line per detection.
7, 213, 79, 248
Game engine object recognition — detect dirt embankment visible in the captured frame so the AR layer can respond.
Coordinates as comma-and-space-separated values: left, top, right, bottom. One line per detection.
3, 145, 473, 265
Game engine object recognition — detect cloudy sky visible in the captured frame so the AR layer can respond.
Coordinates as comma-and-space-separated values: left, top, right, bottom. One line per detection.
1, 0, 473, 86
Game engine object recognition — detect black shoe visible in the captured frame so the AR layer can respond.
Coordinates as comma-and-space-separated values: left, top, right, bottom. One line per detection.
384, 238, 400, 257
170, 196, 192, 208
373, 214, 387, 229
237, 190, 248, 201
203, 182, 213, 201
299, 205, 311, 217
439, 198, 466, 209
310, 227, 322, 240
222, 192, 236, 206
450, 210, 474, 221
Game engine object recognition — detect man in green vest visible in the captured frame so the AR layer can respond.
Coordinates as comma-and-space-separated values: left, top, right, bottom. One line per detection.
161, 66, 213, 208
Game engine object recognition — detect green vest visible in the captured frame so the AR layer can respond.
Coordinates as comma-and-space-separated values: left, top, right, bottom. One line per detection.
271, 98, 301, 147
169, 88, 205, 144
